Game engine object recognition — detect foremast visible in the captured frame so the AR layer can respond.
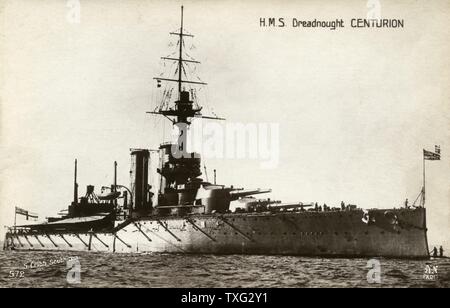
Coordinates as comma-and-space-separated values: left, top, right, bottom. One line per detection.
148, 5, 216, 125
147, 6, 223, 206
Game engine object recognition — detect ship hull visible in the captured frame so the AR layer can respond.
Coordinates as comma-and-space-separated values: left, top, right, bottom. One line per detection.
3, 207, 429, 259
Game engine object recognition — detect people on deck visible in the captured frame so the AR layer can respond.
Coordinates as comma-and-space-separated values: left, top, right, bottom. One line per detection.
432, 247, 438, 257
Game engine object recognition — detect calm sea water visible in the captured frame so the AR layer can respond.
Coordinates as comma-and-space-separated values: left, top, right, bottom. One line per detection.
0, 250, 449, 288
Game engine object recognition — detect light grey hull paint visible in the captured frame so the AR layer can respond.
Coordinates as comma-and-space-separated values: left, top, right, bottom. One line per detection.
4, 208, 429, 258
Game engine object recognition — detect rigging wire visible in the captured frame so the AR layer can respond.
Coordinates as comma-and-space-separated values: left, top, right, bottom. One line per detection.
151, 25, 220, 120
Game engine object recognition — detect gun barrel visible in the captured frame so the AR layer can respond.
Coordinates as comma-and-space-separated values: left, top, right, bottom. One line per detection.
230, 188, 271, 200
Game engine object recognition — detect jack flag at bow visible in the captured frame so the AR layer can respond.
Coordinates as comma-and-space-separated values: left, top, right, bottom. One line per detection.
15, 206, 38, 220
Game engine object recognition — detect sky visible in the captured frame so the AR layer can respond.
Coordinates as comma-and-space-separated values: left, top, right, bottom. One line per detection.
1, 0, 449, 248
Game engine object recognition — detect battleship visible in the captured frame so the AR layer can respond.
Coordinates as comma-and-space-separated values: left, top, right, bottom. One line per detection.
3, 7, 434, 259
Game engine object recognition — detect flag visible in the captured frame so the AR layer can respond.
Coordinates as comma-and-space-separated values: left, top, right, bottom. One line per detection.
15, 206, 38, 220
423, 149, 440, 160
